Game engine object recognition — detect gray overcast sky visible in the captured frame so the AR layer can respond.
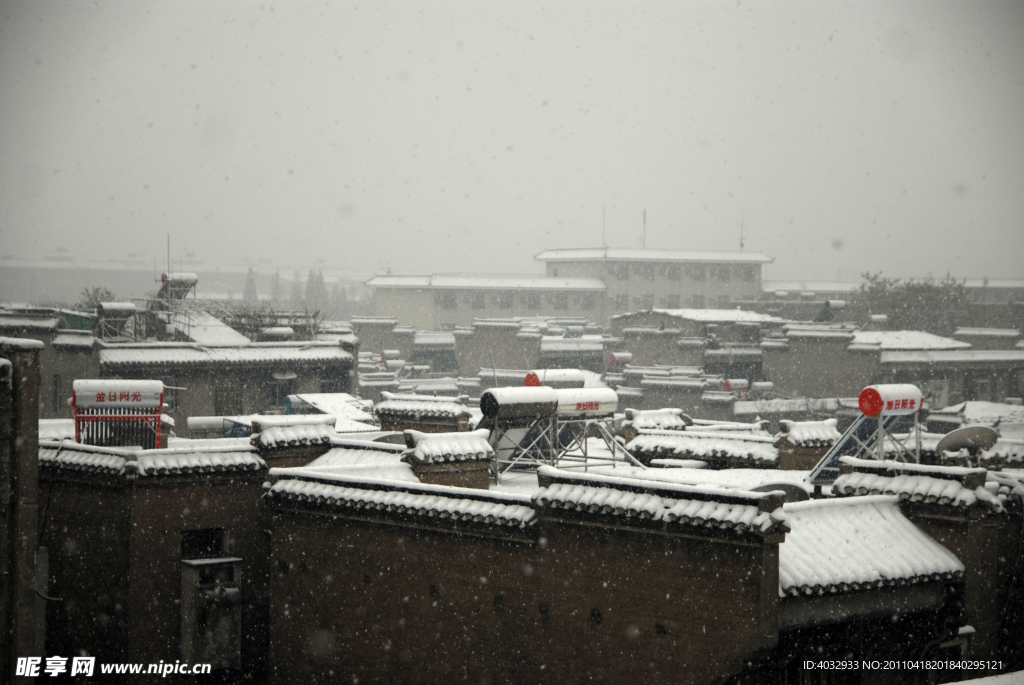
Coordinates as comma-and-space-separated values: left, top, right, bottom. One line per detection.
1, 0, 1022, 282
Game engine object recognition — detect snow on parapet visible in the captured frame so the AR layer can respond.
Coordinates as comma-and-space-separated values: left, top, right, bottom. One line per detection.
39, 439, 265, 477
252, 423, 335, 451
265, 474, 536, 529
403, 429, 493, 464
779, 496, 964, 598
849, 330, 971, 351
99, 342, 352, 367
626, 432, 779, 466
622, 408, 691, 432
374, 393, 471, 420
775, 419, 842, 448
833, 457, 1004, 511
532, 466, 788, 536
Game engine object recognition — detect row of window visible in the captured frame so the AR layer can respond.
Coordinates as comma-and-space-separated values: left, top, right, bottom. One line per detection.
611, 294, 731, 310
438, 291, 597, 311
606, 263, 757, 283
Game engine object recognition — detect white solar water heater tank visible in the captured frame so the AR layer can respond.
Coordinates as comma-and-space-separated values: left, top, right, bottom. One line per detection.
554, 387, 618, 418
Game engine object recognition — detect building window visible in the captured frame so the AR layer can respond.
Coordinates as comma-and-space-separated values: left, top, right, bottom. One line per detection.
741, 266, 756, 282
691, 294, 705, 308
690, 265, 706, 282
717, 295, 731, 308
471, 292, 486, 310
552, 268, 558, 277
636, 265, 655, 281
440, 292, 457, 310
666, 266, 681, 281
612, 264, 629, 281
52, 374, 61, 413
718, 266, 731, 282
269, 373, 296, 406
614, 294, 630, 310
496, 292, 513, 310
214, 380, 243, 416
580, 293, 595, 310
320, 380, 340, 394
665, 294, 680, 309
526, 293, 541, 310
552, 293, 568, 310
637, 294, 654, 310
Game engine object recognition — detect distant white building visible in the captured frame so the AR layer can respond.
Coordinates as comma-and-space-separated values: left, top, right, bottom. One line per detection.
364, 274, 607, 329
366, 247, 773, 328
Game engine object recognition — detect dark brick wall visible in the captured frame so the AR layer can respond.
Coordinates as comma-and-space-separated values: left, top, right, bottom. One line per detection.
41, 471, 270, 681
904, 505, 1023, 662
268, 508, 774, 684
40, 475, 132, 664
126, 475, 269, 675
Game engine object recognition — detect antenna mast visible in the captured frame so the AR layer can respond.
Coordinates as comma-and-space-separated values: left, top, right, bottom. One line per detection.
739, 212, 745, 250
642, 209, 646, 249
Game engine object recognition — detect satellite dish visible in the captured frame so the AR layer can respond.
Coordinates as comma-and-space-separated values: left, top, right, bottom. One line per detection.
751, 483, 810, 502
935, 426, 999, 455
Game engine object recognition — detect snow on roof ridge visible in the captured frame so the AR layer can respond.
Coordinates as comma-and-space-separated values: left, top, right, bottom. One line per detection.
779, 496, 964, 597
536, 465, 777, 505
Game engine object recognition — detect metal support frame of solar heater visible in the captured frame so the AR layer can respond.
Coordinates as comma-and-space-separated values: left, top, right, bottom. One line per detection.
74, 406, 163, 449
489, 415, 559, 483
808, 412, 914, 486
550, 415, 646, 473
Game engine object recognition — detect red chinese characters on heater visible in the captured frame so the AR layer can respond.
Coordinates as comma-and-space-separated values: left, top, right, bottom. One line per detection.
886, 399, 916, 411
576, 401, 600, 412
94, 391, 145, 403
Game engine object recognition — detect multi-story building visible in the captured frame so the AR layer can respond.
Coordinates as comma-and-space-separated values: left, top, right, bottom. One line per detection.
364, 274, 607, 330
534, 247, 772, 314
365, 248, 773, 328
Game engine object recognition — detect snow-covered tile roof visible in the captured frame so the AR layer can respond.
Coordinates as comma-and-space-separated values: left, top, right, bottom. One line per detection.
850, 330, 971, 351
622, 408, 690, 432
539, 337, 605, 353
734, 398, 846, 416
775, 419, 842, 448
0, 316, 59, 331
703, 347, 763, 359
532, 466, 787, 536
38, 439, 265, 477
403, 429, 493, 464
252, 423, 336, 451
930, 401, 1024, 426
639, 377, 707, 390
39, 419, 75, 440
374, 393, 471, 420
169, 310, 251, 346
534, 247, 773, 264
135, 449, 264, 476
413, 331, 457, 347
953, 327, 1020, 337
627, 432, 779, 464
832, 458, 1004, 511
52, 330, 97, 349
778, 496, 964, 597
100, 342, 352, 366
880, 350, 1024, 365
296, 442, 416, 482
265, 474, 536, 529
289, 392, 377, 425
648, 308, 782, 323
